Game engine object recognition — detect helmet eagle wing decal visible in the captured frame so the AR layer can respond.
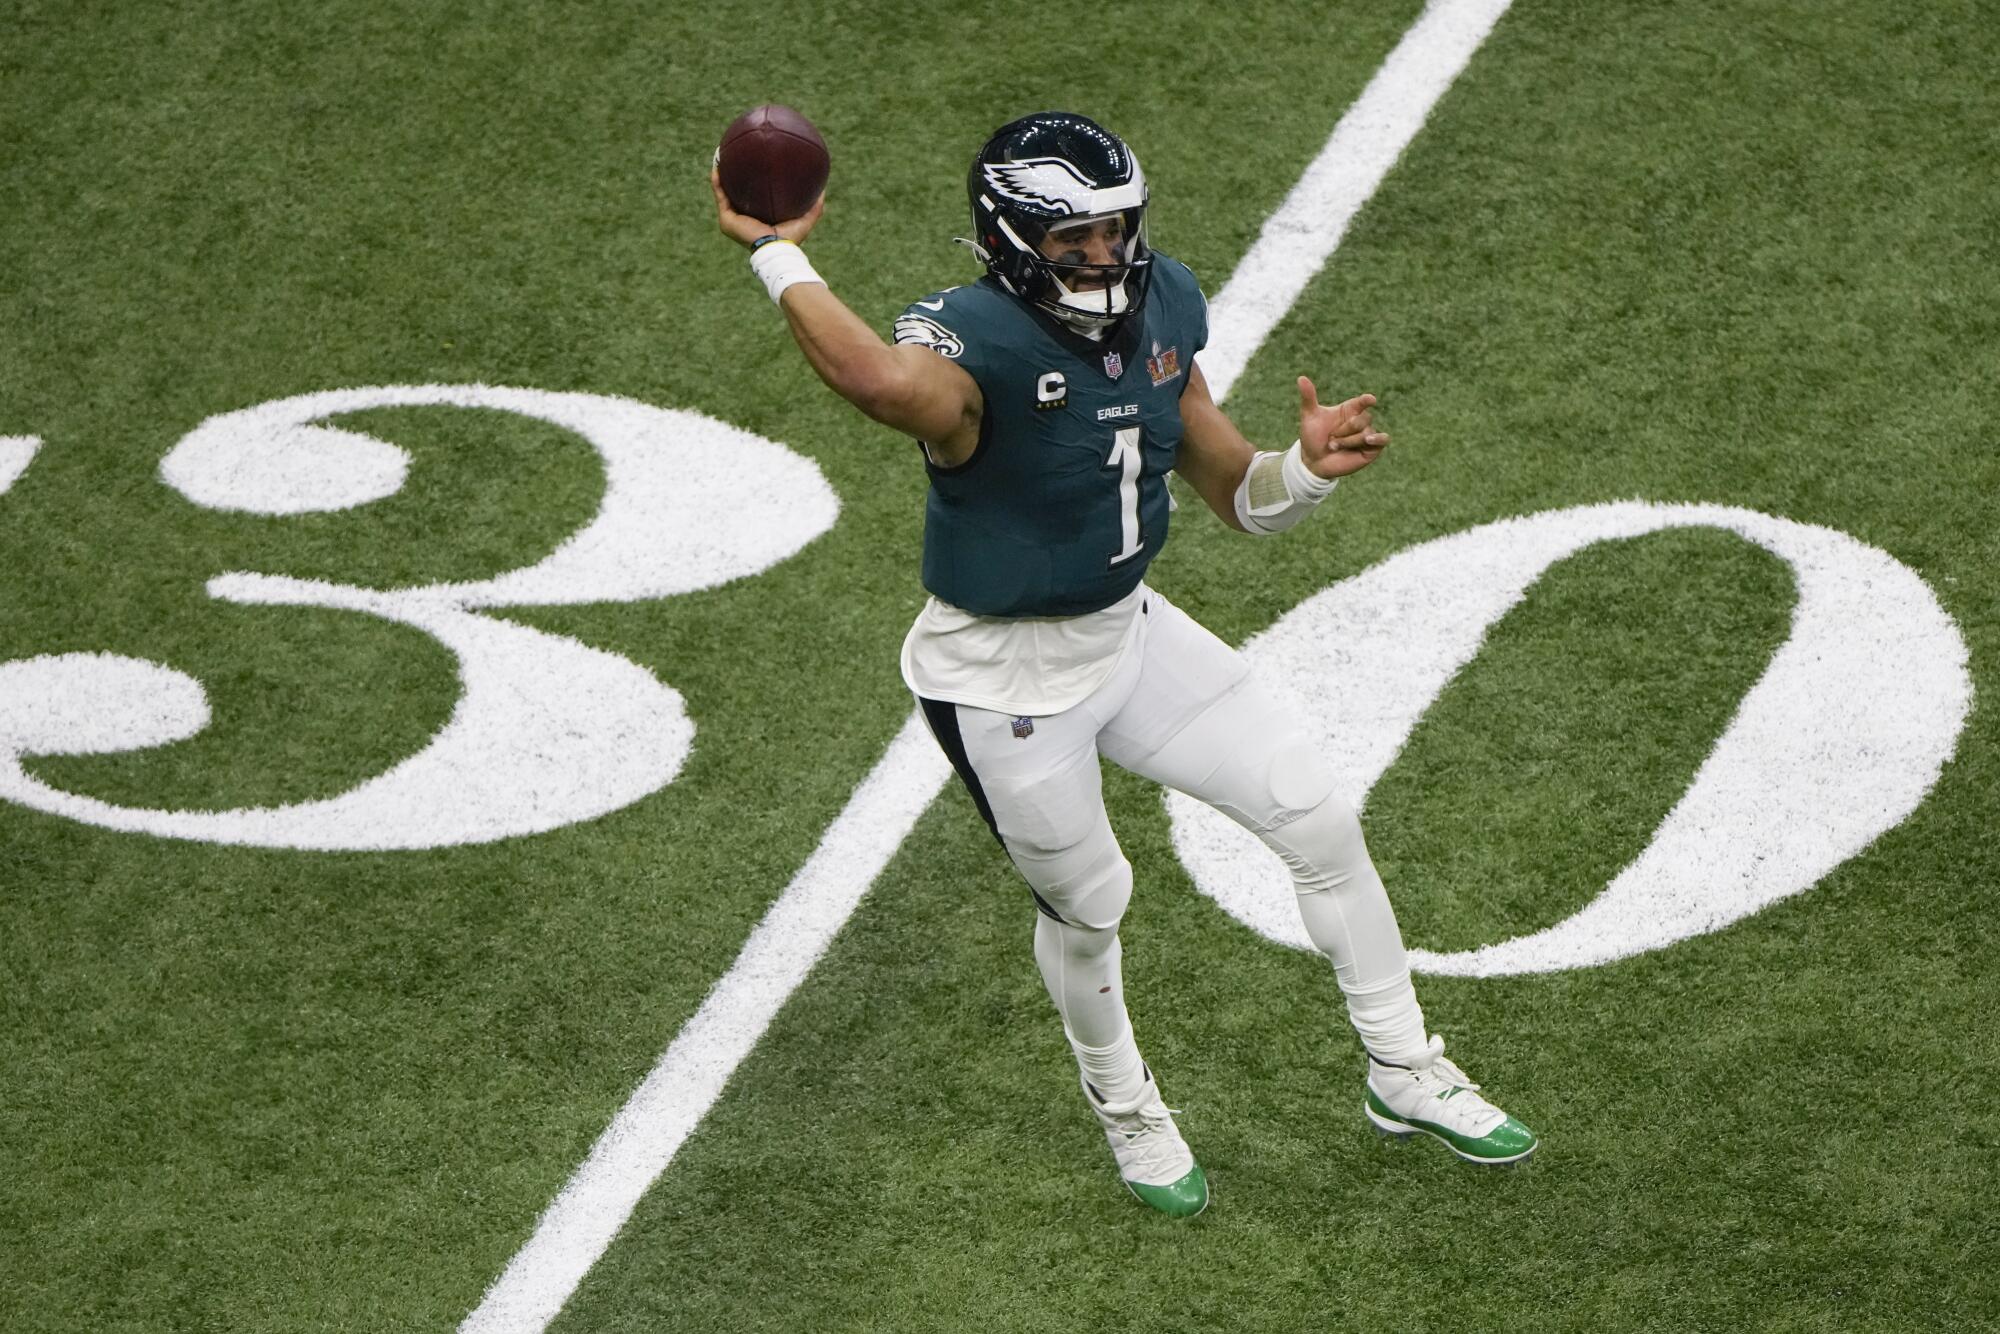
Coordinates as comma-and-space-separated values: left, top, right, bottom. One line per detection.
965, 112, 1154, 334
982, 157, 1096, 215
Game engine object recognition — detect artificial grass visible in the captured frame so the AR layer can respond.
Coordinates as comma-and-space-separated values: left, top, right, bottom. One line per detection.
3, 1, 1995, 1330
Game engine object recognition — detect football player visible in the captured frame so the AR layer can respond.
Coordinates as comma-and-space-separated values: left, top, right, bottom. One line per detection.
712, 112, 1536, 1217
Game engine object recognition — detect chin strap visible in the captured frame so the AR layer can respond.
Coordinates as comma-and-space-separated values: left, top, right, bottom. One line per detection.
1233, 441, 1338, 535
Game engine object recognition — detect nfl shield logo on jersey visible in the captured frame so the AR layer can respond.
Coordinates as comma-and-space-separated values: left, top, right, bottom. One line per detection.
1011, 716, 1035, 739
1102, 350, 1123, 379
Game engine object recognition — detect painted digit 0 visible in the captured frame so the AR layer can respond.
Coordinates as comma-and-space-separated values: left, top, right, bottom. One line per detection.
1165, 500, 1973, 975
0, 386, 839, 850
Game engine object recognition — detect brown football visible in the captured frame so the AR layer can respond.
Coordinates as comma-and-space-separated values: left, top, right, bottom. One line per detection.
716, 105, 830, 225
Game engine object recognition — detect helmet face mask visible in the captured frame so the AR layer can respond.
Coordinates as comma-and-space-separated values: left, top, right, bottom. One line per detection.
1016, 206, 1149, 326
967, 113, 1153, 336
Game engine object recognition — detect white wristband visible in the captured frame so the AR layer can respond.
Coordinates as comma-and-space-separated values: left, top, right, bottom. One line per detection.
1280, 439, 1338, 502
1234, 441, 1337, 535
748, 239, 824, 304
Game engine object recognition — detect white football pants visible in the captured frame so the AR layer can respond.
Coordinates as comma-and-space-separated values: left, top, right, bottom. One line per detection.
917, 590, 1429, 1100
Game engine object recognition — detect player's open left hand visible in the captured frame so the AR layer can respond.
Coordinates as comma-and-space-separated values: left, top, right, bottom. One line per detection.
711, 167, 824, 249
1297, 377, 1388, 479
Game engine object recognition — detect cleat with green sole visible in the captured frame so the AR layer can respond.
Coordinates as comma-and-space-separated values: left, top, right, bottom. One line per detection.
1125, 1162, 1209, 1218
1365, 1035, 1538, 1166
1082, 1069, 1209, 1217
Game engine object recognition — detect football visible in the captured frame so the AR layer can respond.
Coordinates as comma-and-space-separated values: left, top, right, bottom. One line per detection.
716, 104, 830, 225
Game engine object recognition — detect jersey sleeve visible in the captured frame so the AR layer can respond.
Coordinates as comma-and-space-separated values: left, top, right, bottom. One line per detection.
893, 301, 964, 357
893, 288, 989, 372
1154, 256, 1208, 357
1189, 270, 1209, 355
892, 284, 1019, 409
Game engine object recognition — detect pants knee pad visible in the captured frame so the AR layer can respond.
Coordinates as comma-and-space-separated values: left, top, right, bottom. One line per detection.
1262, 790, 1371, 896
1261, 737, 1339, 828
1010, 832, 1132, 931
1195, 732, 1342, 835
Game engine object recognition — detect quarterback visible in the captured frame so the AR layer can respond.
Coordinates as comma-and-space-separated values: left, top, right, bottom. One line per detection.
712, 112, 1536, 1217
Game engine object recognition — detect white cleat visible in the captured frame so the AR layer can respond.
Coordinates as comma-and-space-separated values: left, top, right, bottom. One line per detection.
1081, 1068, 1209, 1217
1365, 1035, 1539, 1165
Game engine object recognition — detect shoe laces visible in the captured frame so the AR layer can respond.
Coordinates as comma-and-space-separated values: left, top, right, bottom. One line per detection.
1093, 1087, 1188, 1176
1105, 1098, 1180, 1139
1395, 1038, 1507, 1133
1420, 1053, 1480, 1095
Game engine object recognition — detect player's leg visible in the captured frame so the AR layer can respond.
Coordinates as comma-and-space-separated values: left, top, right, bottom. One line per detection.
916, 689, 1207, 1214
1126, 674, 1535, 1162
1099, 592, 1537, 1164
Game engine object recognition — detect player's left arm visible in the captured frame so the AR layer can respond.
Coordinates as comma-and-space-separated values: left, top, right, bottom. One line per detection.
1173, 362, 1257, 532
1175, 361, 1390, 534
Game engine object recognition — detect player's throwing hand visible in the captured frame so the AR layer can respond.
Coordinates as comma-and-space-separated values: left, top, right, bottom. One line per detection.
710, 167, 824, 249
1297, 376, 1389, 480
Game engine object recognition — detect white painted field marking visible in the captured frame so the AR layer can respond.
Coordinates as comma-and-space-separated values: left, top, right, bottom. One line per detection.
460, 715, 953, 1334
0, 387, 836, 849
1166, 502, 1973, 974
0, 598, 694, 850
1199, 0, 1516, 403
461, 2, 1514, 1327
0, 436, 41, 493
161, 384, 838, 604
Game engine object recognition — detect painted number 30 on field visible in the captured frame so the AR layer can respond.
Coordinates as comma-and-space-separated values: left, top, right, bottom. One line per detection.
0, 389, 1973, 977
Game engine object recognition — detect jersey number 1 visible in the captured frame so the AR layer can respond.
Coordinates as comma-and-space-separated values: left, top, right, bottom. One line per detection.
1105, 426, 1144, 567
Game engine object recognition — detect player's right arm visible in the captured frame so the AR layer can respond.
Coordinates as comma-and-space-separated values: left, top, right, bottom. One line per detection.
778, 285, 983, 460
712, 172, 983, 465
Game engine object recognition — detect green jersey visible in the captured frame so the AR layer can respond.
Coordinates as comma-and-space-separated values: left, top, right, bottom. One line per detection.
893, 254, 1209, 618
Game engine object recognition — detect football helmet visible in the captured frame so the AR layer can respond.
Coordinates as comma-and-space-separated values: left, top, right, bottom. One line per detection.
964, 112, 1152, 335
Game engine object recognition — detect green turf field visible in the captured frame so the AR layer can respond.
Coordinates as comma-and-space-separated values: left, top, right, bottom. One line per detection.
4, 1, 1997, 1329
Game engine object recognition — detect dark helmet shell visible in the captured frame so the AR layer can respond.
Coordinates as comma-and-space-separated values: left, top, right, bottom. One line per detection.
966, 112, 1153, 332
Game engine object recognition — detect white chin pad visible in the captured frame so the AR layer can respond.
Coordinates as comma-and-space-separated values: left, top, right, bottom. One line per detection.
1052, 276, 1131, 321
1039, 208, 1137, 325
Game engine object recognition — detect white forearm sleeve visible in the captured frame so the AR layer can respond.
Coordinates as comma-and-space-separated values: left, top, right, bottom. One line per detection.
1233, 441, 1338, 535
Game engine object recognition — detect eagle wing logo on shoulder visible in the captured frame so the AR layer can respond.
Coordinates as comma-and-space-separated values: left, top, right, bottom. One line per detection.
894, 312, 965, 360
982, 158, 1095, 215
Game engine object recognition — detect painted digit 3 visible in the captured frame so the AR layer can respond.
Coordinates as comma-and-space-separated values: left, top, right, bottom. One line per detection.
1165, 501, 1973, 976
0, 386, 839, 850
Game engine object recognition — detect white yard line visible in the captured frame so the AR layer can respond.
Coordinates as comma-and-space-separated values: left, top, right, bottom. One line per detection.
460, 2, 1513, 1327
0, 436, 41, 494
462, 714, 953, 1333
1201, 0, 1517, 404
